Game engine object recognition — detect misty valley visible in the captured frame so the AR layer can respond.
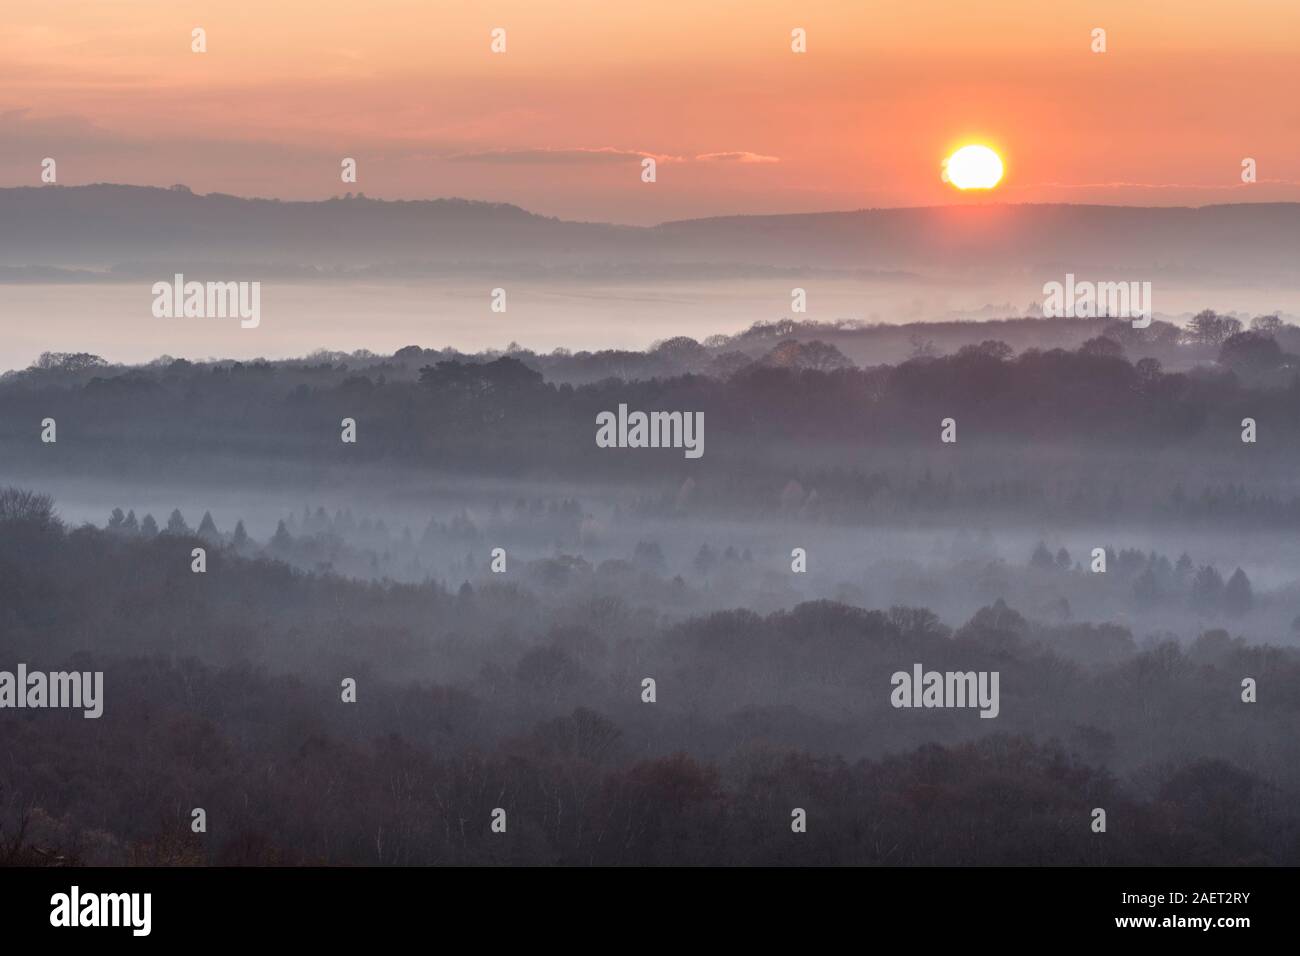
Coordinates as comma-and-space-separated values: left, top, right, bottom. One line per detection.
2, 314, 1299, 865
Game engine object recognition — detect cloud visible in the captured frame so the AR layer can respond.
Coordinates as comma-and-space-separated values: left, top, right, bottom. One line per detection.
441, 147, 781, 166
442, 146, 683, 165
694, 151, 781, 164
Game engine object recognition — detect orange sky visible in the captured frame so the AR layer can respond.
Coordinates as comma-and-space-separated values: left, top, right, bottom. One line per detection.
2, 0, 1297, 223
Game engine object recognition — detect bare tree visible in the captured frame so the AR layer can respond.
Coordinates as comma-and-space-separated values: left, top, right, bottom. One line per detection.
0, 487, 59, 530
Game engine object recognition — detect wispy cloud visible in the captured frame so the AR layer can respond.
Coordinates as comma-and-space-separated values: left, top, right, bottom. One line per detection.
694, 151, 780, 164
441, 147, 781, 166
442, 146, 684, 165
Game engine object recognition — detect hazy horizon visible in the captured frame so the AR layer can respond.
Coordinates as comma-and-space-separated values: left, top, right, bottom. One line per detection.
10, 181, 1300, 225
6, 278, 1300, 376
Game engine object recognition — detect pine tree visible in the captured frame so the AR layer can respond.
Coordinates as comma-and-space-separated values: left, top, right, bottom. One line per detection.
270, 519, 293, 550
166, 509, 190, 535
1224, 568, 1254, 617
1029, 542, 1055, 570
1191, 565, 1225, 614
197, 510, 220, 541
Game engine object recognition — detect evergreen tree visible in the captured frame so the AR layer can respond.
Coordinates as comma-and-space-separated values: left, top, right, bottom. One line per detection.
270, 519, 293, 550
1029, 542, 1055, 570
1224, 568, 1254, 617
197, 510, 220, 542
1190, 565, 1225, 614
693, 544, 717, 576
165, 509, 190, 535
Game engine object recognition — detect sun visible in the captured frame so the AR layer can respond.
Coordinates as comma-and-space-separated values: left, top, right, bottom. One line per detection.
942, 144, 1004, 190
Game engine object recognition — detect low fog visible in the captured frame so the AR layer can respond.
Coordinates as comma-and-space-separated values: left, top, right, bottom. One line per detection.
3, 315, 1299, 865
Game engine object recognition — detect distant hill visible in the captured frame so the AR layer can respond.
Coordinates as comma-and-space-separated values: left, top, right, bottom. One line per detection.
2, 184, 1299, 282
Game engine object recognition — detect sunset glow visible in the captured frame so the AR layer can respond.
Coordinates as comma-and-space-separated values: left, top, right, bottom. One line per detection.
0, 1, 1296, 221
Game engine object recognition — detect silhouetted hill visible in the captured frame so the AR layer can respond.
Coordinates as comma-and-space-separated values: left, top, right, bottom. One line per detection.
3, 185, 1299, 281
655, 203, 1300, 278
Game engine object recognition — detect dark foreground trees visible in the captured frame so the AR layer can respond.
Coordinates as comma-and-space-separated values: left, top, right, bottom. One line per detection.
2, 496, 1299, 866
